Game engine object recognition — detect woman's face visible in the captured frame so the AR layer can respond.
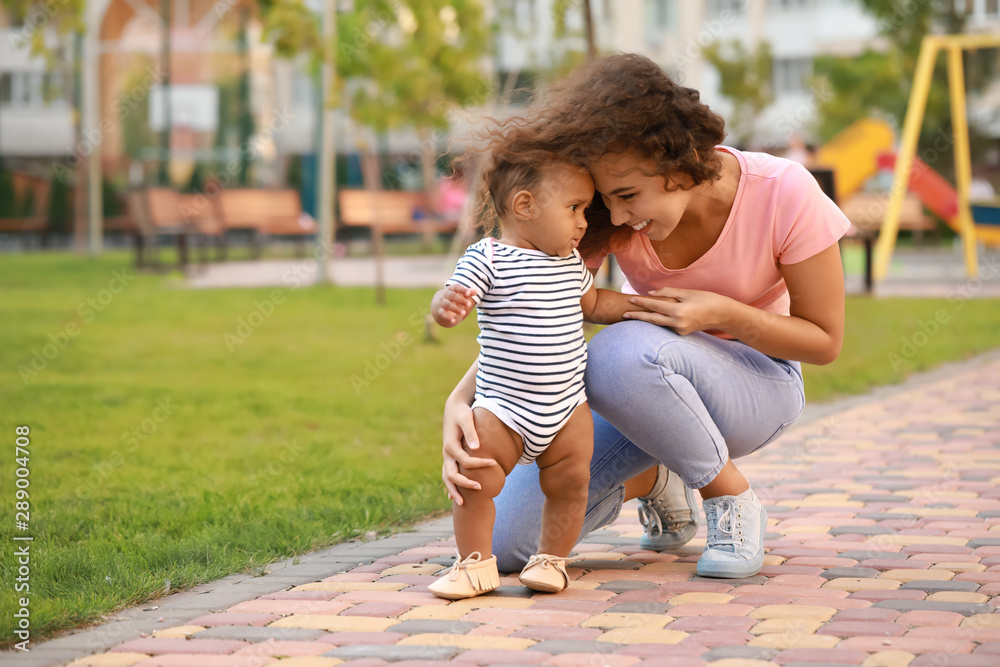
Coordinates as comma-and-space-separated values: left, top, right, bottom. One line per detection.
589, 152, 695, 242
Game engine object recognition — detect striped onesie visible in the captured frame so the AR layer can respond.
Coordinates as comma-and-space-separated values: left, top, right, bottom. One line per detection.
446, 237, 594, 465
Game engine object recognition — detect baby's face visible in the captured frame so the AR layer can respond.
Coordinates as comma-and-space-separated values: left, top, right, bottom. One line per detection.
525, 165, 594, 257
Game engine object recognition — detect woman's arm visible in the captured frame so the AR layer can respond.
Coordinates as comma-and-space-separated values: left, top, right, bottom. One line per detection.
625, 243, 845, 365
580, 284, 652, 324
441, 359, 498, 504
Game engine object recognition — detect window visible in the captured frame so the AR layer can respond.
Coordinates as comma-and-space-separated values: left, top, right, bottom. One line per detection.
0, 73, 12, 106
706, 0, 746, 17
0, 71, 64, 108
768, 0, 814, 9
773, 57, 812, 94
987, 0, 999, 16
644, 0, 676, 45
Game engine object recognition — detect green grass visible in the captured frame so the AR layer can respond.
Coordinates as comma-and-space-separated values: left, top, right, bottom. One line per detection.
1, 250, 998, 645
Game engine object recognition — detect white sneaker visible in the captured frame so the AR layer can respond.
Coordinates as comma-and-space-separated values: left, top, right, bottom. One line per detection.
637, 465, 699, 551
697, 488, 767, 579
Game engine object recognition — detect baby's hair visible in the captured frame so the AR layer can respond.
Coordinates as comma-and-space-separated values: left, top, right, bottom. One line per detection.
457, 119, 569, 238
458, 53, 726, 253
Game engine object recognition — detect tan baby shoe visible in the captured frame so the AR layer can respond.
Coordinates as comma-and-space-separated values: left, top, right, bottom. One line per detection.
428, 551, 500, 600
518, 553, 575, 593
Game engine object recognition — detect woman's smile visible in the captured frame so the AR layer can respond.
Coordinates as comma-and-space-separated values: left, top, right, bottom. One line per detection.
631, 219, 651, 233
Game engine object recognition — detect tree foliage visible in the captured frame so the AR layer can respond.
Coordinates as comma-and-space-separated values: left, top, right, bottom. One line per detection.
336, 0, 491, 134
702, 39, 774, 147
813, 0, 997, 168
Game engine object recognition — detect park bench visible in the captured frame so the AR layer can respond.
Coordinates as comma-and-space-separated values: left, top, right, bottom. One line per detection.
338, 189, 457, 242
126, 188, 193, 269
839, 192, 936, 291
0, 173, 50, 248
215, 188, 315, 258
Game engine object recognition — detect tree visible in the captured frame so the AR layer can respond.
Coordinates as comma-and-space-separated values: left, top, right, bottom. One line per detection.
3, 0, 325, 251
702, 39, 774, 148
813, 0, 998, 173
336, 0, 492, 303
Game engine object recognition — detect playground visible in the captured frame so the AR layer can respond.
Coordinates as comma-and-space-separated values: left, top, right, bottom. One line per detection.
3, 4, 1000, 664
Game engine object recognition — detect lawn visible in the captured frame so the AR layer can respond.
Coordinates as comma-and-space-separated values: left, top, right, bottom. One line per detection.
1, 250, 998, 645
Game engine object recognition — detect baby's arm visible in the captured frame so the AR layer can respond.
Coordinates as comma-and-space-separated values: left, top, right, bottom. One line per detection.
431, 284, 477, 328
580, 284, 670, 325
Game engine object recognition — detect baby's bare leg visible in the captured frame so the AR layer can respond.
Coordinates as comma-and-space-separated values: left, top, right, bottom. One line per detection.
534, 403, 594, 557
453, 408, 522, 559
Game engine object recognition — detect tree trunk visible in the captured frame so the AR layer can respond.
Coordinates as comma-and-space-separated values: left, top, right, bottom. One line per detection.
361, 144, 386, 306
583, 0, 597, 60
420, 127, 437, 251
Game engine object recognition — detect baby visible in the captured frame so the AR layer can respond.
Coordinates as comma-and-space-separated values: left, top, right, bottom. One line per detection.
428, 138, 650, 599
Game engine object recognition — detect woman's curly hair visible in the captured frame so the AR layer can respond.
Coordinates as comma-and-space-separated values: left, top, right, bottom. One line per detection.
462, 54, 727, 258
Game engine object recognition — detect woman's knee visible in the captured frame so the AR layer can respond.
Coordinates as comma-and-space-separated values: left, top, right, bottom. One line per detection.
586, 322, 682, 408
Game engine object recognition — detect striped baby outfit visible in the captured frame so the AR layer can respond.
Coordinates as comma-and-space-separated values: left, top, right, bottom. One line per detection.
446, 237, 594, 465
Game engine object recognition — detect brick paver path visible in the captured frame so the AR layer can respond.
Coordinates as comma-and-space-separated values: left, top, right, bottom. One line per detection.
37, 356, 1000, 666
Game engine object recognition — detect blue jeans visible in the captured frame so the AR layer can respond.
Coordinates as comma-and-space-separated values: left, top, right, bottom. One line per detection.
492, 321, 805, 571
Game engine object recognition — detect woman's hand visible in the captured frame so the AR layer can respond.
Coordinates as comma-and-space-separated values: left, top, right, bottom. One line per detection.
431, 285, 477, 327
442, 396, 498, 506
624, 287, 734, 335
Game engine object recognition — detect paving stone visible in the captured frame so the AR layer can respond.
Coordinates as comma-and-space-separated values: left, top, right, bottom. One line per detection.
820, 568, 881, 580
858, 513, 921, 522
839, 551, 909, 561
898, 580, 981, 593
509, 626, 602, 642
774, 647, 870, 665
194, 626, 327, 642
831, 608, 901, 622
872, 600, 994, 616
849, 495, 912, 503
829, 526, 897, 536
323, 644, 461, 661
817, 621, 907, 637
111, 638, 247, 655
526, 640, 621, 654
605, 601, 672, 615
597, 580, 659, 592
967, 538, 1000, 549
701, 646, 777, 661
387, 619, 479, 635
452, 648, 551, 664
910, 654, 999, 667
572, 559, 644, 570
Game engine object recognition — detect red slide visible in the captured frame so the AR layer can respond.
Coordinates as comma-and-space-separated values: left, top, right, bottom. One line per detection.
877, 152, 959, 227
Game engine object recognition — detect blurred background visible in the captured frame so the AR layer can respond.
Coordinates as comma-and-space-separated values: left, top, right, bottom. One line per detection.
3, 0, 1000, 649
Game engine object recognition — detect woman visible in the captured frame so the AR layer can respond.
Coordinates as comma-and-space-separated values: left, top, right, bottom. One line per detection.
439, 54, 849, 579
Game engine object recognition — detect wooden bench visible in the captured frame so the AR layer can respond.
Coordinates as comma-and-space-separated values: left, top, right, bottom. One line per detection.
126, 188, 194, 268
839, 192, 936, 292
0, 173, 50, 248
338, 189, 456, 239
215, 188, 315, 257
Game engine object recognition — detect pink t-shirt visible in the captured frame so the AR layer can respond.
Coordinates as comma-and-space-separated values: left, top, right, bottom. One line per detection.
586, 146, 850, 339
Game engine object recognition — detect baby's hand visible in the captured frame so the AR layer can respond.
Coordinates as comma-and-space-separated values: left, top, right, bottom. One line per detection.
431, 284, 477, 327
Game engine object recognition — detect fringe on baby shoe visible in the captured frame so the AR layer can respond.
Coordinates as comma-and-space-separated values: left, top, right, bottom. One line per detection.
428, 551, 500, 600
